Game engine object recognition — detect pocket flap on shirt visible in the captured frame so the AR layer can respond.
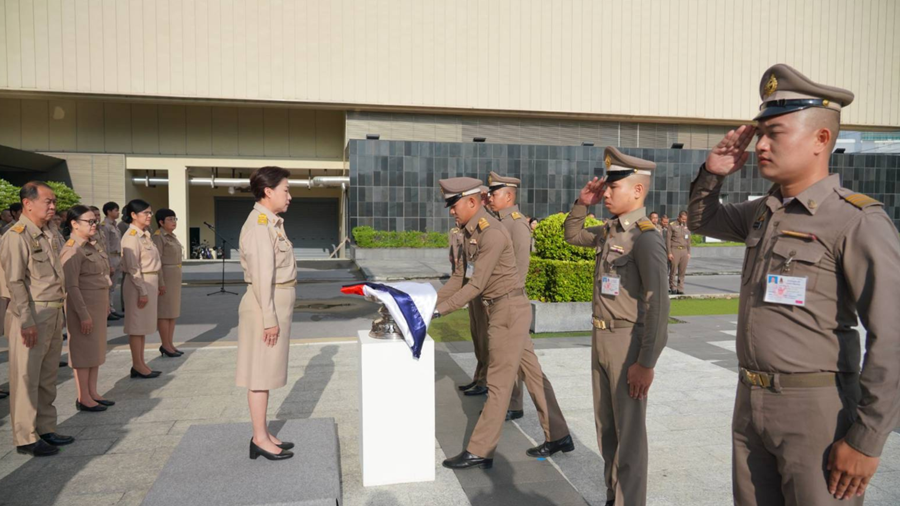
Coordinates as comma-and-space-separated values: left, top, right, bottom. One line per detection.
772, 239, 825, 264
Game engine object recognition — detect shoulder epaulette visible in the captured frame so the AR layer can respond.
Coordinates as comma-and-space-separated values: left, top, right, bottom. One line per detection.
257, 213, 269, 225
153, 230, 161, 236
128, 229, 137, 236
842, 192, 881, 209
511, 211, 523, 220
65, 238, 75, 247
450, 227, 460, 234
11, 225, 25, 234
637, 219, 657, 232
478, 217, 490, 231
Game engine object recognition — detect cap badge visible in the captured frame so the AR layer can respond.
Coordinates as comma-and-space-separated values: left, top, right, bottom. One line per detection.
487, 175, 493, 185
764, 73, 778, 98
604, 154, 612, 169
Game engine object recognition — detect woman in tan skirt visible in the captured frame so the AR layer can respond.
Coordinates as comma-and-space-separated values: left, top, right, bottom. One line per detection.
152, 208, 184, 358
238, 166, 297, 461
121, 199, 163, 379
60, 205, 114, 412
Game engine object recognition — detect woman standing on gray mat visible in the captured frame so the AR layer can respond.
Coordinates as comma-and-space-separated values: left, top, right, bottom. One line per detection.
236, 166, 297, 461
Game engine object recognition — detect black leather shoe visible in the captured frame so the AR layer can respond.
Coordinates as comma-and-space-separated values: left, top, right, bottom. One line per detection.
76, 400, 107, 412
526, 434, 575, 458
505, 410, 524, 421
457, 380, 477, 391
159, 346, 181, 358
59, 361, 68, 368
112, 310, 125, 318
130, 367, 161, 379
463, 385, 488, 396
107, 313, 121, 321
676, 290, 685, 295
93, 398, 115, 407
0, 390, 8, 399
605, 500, 615, 506
249, 439, 293, 461
17, 440, 59, 457
40, 433, 75, 446
442, 451, 493, 470
277, 441, 294, 450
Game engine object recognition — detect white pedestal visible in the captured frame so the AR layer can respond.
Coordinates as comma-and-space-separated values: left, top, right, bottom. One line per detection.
358, 330, 435, 487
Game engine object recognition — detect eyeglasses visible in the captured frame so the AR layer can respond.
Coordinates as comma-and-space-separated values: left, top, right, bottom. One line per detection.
78, 219, 100, 226
165, 217, 178, 222
138, 210, 153, 216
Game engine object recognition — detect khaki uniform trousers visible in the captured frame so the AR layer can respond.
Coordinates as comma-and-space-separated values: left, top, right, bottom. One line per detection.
468, 296, 489, 387
108, 254, 122, 310
8, 305, 64, 446
592, 325, 648, 506
466, 295, 554, 458
669, 248, 689, 292
732, 375, 863, 506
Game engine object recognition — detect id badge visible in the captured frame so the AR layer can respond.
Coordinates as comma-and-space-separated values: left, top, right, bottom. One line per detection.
764, 275, 807, 306
601, 275, 620, 296
465, 262, 475, 279
684, 233, 689, 240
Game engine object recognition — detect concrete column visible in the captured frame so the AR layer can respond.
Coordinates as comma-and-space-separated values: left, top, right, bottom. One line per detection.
167, 165, 190, 260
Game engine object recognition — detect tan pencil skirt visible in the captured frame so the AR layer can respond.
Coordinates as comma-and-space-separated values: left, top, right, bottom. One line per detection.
124, 273, 159, 336
235, 287, 296, 391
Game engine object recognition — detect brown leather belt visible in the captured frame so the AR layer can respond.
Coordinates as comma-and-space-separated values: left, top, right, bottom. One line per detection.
483, 288, 526, 307
592, 316, 634, 330
739, 367, 837, 389
250, 280, 297, 289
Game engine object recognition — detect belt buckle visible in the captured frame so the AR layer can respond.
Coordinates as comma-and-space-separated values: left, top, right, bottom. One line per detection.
743, 369, 771, 388
593, 317, 607, 330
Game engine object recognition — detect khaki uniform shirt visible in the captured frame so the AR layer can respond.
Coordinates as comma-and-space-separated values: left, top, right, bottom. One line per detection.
564, 204, 670, 368
59, 235, 112, 322
688, 168, 900, 457
0, 220, 15, 235
668, 221, 691, 253
497, 205, 532, 289
436, 206, 519, 316
121, 225, 163, 297
152, 229, 184, 272
102, 218, 122, 255
0, 216, 66, 328
239, 203, 298, 328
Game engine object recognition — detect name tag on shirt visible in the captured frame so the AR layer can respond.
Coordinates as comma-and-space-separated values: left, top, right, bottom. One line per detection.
684, 233, 690, 240
601, 275, 620, 296
466, 263, 475, 279
764, 275, 807, 306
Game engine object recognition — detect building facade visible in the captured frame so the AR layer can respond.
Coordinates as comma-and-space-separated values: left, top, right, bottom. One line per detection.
1, 0, 899, 257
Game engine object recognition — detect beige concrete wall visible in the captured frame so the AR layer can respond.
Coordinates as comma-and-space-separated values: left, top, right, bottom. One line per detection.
39, 152, 126, 207
1, 0, 897, 128
0, 97, 345, 158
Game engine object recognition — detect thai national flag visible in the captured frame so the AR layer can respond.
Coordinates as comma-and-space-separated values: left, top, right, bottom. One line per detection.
340, 282, 437, 359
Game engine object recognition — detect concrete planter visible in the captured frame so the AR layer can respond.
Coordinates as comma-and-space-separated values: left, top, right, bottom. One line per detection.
689, 246, 745, 259
350, 246, 446, 262
530, 300, 593, 333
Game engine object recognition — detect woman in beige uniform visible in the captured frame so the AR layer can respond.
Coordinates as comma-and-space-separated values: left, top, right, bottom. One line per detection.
120, 199, 163, 379
152, 208, 184, 358
60, 205, 114, 411
237, 166, 297, 461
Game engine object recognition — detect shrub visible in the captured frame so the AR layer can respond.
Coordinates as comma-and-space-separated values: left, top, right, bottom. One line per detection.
352, 226, 448, 249
43, 181, 81, 212
526, 257, 594, 302
0, 179, 20, 211
532, 212, 603, 261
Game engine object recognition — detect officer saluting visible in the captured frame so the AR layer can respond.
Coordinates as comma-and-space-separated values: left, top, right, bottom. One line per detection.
0, 182, 75, 456
564, 148, 669, 506
689, 64, 900, 504
436, 177, 568, 470
488, 171, 572, 453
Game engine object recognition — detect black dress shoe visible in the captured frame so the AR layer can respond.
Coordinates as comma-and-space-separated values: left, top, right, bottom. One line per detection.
59, 361, 68, 368
107, 313, 121, 321
40, 432, 75, 446
505, 410, 524, 421
93, 398, 115, 407
457, 380, 477, 391
76, 400, 107, 412
277, 441, 294, 450
526, 434, 575, 458
0, 390, 8, 399
442, 451, 492, 470
159, 346, 181, 358
676, 290, 685, 295
463, 385, 488, 396
130, 367, 161, 379
17, 439, 59, 457
605, 500, 615, 506
249, 439, 293, 460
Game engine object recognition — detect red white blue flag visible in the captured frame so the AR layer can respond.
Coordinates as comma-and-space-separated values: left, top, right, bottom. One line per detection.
341, 282, 437, 359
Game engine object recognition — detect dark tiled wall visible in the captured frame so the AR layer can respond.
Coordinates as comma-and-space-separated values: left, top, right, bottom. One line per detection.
349, 140, 900, 232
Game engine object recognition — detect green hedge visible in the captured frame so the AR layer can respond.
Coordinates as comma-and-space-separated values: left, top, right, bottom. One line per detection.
532, 212, 603, 261
0, 180, 81, 212
0, 179, 19, 211
352, 226, 448, 249
526, 257, 594, 302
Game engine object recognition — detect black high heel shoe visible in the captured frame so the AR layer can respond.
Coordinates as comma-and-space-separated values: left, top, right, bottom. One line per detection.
130, 367, 161, 379
277, 441, 294, 450
249, 439, 293, 461
93, 398, 115, 407
76, 400, 107, 412
159, 346, 181, 358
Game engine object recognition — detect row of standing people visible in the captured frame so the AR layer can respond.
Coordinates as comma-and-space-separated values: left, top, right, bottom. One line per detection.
0, 188, 185, 457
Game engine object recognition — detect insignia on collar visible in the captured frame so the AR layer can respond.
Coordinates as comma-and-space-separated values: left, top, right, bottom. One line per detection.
752, 210, 767, 230
11, 225, 25, 234
129, 229, 137, 236
154, 230, 161, 235
478, 218, 490, 231
65, 239, 75, 246
257, 214, 269, 225
511, 211, 522, 220
469, 238, 478, 244
764, 73, 778, 98
451, 227, 460, 233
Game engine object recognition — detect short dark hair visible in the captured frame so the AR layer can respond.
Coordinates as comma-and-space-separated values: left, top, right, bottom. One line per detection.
649, 211, 659, 218
249, 166, 291, 201
678, 210, 688, 217
155, 208, 176, 228
661, 214, 669, 220
102, 201, 119, 216
64, 205, 92, 236
89, 205, 100, 213
20, 181, 53, 202
9, 203, 23, 214
122, 199, 151, 224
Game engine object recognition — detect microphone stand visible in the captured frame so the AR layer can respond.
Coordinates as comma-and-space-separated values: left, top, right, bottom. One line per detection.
203, 222, 238, 296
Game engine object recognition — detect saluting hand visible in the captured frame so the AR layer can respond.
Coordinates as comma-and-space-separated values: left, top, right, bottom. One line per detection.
578, 176, 607, 207
81, 318, 94, 335
706, 125, 757, 176
137, 295, 148, 309
827, 438, 880, 500
263, 325, 280, 347
627, 363, 654, 400
21, 325, 38, 349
